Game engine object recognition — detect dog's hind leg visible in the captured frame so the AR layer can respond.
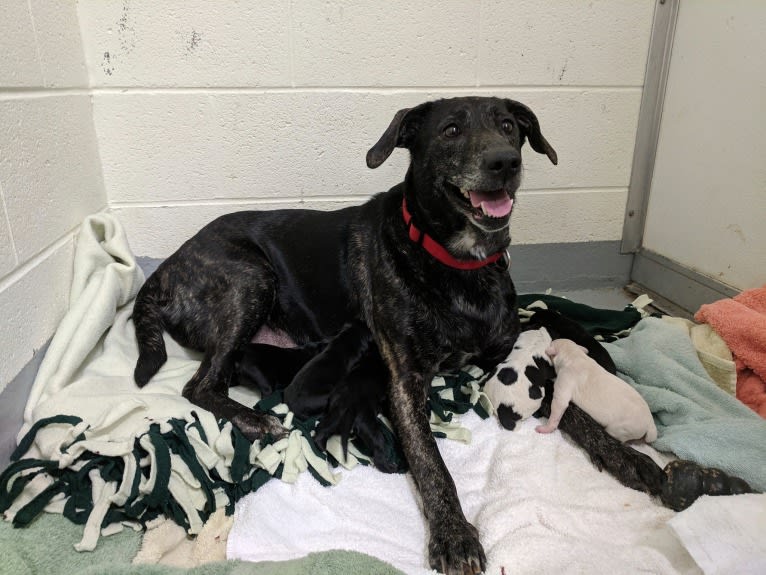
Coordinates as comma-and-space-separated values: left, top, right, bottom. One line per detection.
180, 266, 286, 442
184, 355, 286, 442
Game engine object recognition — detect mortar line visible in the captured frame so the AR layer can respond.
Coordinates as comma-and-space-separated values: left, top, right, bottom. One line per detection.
89, 85, 643, 94
0, 226, 79, 292
107, 187, 628, 209
109, 196, 368, 209
0, 85, 643, 100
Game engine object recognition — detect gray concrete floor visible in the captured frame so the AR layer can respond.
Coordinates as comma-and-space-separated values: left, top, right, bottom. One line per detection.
551, 287, 637, 311
550, 285, 692, 318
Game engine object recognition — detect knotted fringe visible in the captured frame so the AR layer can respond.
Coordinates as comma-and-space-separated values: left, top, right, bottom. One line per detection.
0, 367, 490, 551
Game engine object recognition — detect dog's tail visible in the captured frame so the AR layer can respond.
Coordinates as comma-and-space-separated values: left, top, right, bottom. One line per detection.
133, 276, 168, 387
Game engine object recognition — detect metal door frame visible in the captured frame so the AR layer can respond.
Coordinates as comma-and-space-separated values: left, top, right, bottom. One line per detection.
621, 0, 738, 312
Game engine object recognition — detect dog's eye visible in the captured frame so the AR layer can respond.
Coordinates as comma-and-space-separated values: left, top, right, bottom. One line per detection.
443, 124, 461, 138
501, 119, 514, 133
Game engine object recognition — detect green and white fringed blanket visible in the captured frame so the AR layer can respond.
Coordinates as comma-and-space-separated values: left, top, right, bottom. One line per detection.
0, 214, 492, 551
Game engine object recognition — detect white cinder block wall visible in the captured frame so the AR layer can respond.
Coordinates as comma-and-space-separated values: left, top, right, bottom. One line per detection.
77, 0, 656, 257
0, 0, 657, 394
0, 1, 107, 394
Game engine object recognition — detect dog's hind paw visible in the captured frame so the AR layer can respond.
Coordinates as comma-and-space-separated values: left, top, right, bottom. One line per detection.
231, 411, 288, 443
428, 520, 486, 575
661, 460, 754, 511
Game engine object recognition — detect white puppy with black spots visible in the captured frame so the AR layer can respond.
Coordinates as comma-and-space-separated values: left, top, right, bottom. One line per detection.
536, 338, 657, 443
484, 327, 555, 430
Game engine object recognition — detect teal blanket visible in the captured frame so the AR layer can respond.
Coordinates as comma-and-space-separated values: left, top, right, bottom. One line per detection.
604, 318, 766, 492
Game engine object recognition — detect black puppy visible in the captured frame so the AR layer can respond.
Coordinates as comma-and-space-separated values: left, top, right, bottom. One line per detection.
525, 308, 617, 374
236, 323, 398, 472
312, 337, 401, 473
235, 340, 325, 398
132, 97, 739, 574
284, 321, 374, 419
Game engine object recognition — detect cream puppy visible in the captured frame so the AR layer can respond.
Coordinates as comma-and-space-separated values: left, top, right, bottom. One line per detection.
536, 338, 657, 443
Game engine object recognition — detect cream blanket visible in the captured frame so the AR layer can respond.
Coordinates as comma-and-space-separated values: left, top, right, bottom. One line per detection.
2, 214, 346, 550
3, 214, 762, 574
0, 214, 486, 553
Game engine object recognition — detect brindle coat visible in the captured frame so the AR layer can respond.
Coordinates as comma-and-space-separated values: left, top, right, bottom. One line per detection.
132, 97, 751, 575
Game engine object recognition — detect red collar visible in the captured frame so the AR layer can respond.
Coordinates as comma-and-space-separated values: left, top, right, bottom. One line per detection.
401, 198, 509, 271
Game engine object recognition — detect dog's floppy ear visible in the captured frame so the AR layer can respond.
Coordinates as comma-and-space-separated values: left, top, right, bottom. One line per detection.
366, 103, 431, 169
505, 99, 558, 165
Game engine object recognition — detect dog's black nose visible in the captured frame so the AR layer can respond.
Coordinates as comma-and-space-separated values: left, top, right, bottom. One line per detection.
482, 148, 521, 176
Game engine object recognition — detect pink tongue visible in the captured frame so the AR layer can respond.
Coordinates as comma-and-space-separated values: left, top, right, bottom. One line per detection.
468, 191, 513, 217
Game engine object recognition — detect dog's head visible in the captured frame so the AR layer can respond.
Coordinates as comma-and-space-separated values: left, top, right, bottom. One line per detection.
546, 338, 589, 362
367, 97, 557, 238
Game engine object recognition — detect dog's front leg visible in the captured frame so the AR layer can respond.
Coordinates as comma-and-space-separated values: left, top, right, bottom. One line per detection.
387, 368, 485, 575
536, 378, 662, 493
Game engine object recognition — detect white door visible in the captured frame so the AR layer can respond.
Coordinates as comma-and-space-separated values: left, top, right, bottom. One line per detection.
630, 0, 766, 310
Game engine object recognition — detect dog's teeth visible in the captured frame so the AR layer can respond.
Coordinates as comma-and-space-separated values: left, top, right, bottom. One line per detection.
481, 203, 488, 216
461, 188, 470, 199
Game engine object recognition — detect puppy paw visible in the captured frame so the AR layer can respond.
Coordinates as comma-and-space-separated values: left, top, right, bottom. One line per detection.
231, 412, 287, 443
371, 456, 401, 474
428, 520, 486, 575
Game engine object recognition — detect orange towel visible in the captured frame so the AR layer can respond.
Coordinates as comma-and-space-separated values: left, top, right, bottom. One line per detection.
695, 285, 766, 417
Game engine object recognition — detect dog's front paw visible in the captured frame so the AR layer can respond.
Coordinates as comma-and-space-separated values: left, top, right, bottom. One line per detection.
428, 520, 486, 575
661, 460, 753, 511
231, 411, 287, 443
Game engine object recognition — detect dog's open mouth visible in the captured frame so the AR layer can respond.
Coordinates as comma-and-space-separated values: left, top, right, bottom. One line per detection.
457, 187, 514, 219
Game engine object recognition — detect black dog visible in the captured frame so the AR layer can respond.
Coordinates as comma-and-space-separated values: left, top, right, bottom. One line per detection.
526, 308, 617, 374
311, 333, 399, 473
133, 97, 725, 574
235, 341, 325, 398
284, 321, 374, 420
285, 322, 396, 473
236, 322, 397, 471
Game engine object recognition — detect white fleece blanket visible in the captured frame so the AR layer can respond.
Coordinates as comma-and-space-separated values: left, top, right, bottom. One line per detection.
4, 214, 342, 551
7, 214, 217, 549
7, 213, 760, 573
669, 494, 766, 575
2, 213, 492, 557
228, 411, 702, 575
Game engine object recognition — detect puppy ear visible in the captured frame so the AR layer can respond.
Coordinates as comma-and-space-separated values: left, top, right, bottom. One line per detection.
578, 345, 590, 355
366, 103, 431, 169
504, 99, 558, 165
545, 345, 557, 357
